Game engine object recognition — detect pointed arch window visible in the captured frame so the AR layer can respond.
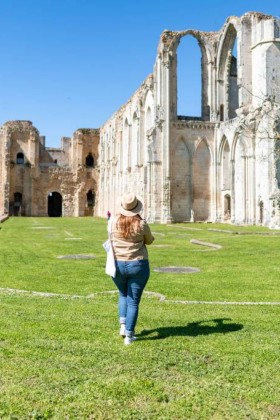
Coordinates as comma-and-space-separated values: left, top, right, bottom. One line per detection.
124, 118, 130, 169
177, 35, 203, 119
132, 112, 139, 166
217, 24, 239, 121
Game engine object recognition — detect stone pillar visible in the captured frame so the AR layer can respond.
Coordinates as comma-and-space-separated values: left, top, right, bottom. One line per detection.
230, 159, 235, 223
145, 137, 152, 222
248, 154, 256, 224
215, 162, 222, 222
161, 58, 172, 223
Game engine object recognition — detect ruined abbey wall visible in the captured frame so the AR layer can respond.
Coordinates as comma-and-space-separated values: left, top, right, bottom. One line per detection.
98, 12, 280, 228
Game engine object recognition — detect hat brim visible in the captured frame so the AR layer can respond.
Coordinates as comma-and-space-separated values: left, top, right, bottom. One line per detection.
119, 200, 143, 217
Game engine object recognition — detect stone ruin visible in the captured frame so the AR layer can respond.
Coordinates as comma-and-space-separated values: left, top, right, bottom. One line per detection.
1, 12, 280, 228
0, 122, 99, 217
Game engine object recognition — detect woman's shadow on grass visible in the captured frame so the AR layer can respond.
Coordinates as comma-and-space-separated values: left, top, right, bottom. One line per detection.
138, 318, 244, 340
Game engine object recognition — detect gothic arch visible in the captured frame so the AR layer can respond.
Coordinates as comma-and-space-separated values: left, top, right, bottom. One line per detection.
231, 132, 251, 161
232, 134, 248, 223
178, 30, 214, 68
131, 111, 139, 166
123, 117, 131, 170
144, 89, 154, 112
144, 90, 155, 165
221, 137, 231, 191
194, 137, 213, 162
176, 31, 213, 120
217, 18, 241, 121
218, 135, 230, 164
217, 18, 241, 76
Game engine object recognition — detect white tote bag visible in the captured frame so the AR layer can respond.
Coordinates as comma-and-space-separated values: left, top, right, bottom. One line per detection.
103, 218, 116, 277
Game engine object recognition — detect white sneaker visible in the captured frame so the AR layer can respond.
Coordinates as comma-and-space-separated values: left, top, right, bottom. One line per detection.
124, 336, 137, 345
119, 324, 126, 337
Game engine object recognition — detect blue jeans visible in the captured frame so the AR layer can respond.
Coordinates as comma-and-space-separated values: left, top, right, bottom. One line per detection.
112, 259, 150, 336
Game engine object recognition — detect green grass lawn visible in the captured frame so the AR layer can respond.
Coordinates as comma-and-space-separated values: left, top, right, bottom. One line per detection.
0, 217, 280, 419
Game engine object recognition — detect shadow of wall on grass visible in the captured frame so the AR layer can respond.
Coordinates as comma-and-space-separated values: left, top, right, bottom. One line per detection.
138, 318, 244, 340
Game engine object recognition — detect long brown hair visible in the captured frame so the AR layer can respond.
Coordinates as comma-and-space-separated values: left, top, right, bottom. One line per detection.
117, 214, 142, 238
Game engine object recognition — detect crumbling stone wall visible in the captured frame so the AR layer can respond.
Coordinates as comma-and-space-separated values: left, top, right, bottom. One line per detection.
0, 121, 99, 217
1, 12, 280, 229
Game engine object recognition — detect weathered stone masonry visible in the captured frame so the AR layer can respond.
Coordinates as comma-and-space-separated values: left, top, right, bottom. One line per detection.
0, 121, 99, 217
99, 12, 280, 228
1, 12, 280, 228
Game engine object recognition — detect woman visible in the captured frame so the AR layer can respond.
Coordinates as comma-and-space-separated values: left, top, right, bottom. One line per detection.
110, 192, 154, 345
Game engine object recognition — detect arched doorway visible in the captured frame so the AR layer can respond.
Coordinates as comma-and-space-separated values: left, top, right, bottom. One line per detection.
48, 192, 62, 217
224, 194, 231, 220
217, 23, 239, 121
87, 190, 95, 207
85, 190, 95, 216
14, 192, 22, 216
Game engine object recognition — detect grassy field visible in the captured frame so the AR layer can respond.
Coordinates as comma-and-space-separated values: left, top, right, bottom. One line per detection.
0, 216, 279, 419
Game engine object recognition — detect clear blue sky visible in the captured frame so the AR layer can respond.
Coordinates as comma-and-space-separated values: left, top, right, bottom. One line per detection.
0, 0, 279, 147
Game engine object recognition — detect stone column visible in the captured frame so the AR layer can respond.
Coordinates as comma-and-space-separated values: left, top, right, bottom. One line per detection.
215, 162, 222, 222
248, 154, 256, 224
146, 137, 152, 222
161, 58, 172, 223
230, 159, 235, 223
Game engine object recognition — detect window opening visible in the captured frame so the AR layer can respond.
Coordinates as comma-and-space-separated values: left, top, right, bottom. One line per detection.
228, 41, 238, 119
87, 190, 95, 208
16, 152, 24, 164
177, 35, 202, 119
85, 153, 94, 167
220, 104, 224, 122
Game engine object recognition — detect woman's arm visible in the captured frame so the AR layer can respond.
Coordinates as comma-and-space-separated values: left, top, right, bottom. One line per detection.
143, 221, 155, 245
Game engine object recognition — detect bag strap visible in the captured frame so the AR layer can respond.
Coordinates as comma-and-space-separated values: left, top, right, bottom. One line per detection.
107, 217, 115, 256
107, 216, 114, 239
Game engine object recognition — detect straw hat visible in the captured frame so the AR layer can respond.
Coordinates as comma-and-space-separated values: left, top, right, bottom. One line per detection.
120, 192, 143, 216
